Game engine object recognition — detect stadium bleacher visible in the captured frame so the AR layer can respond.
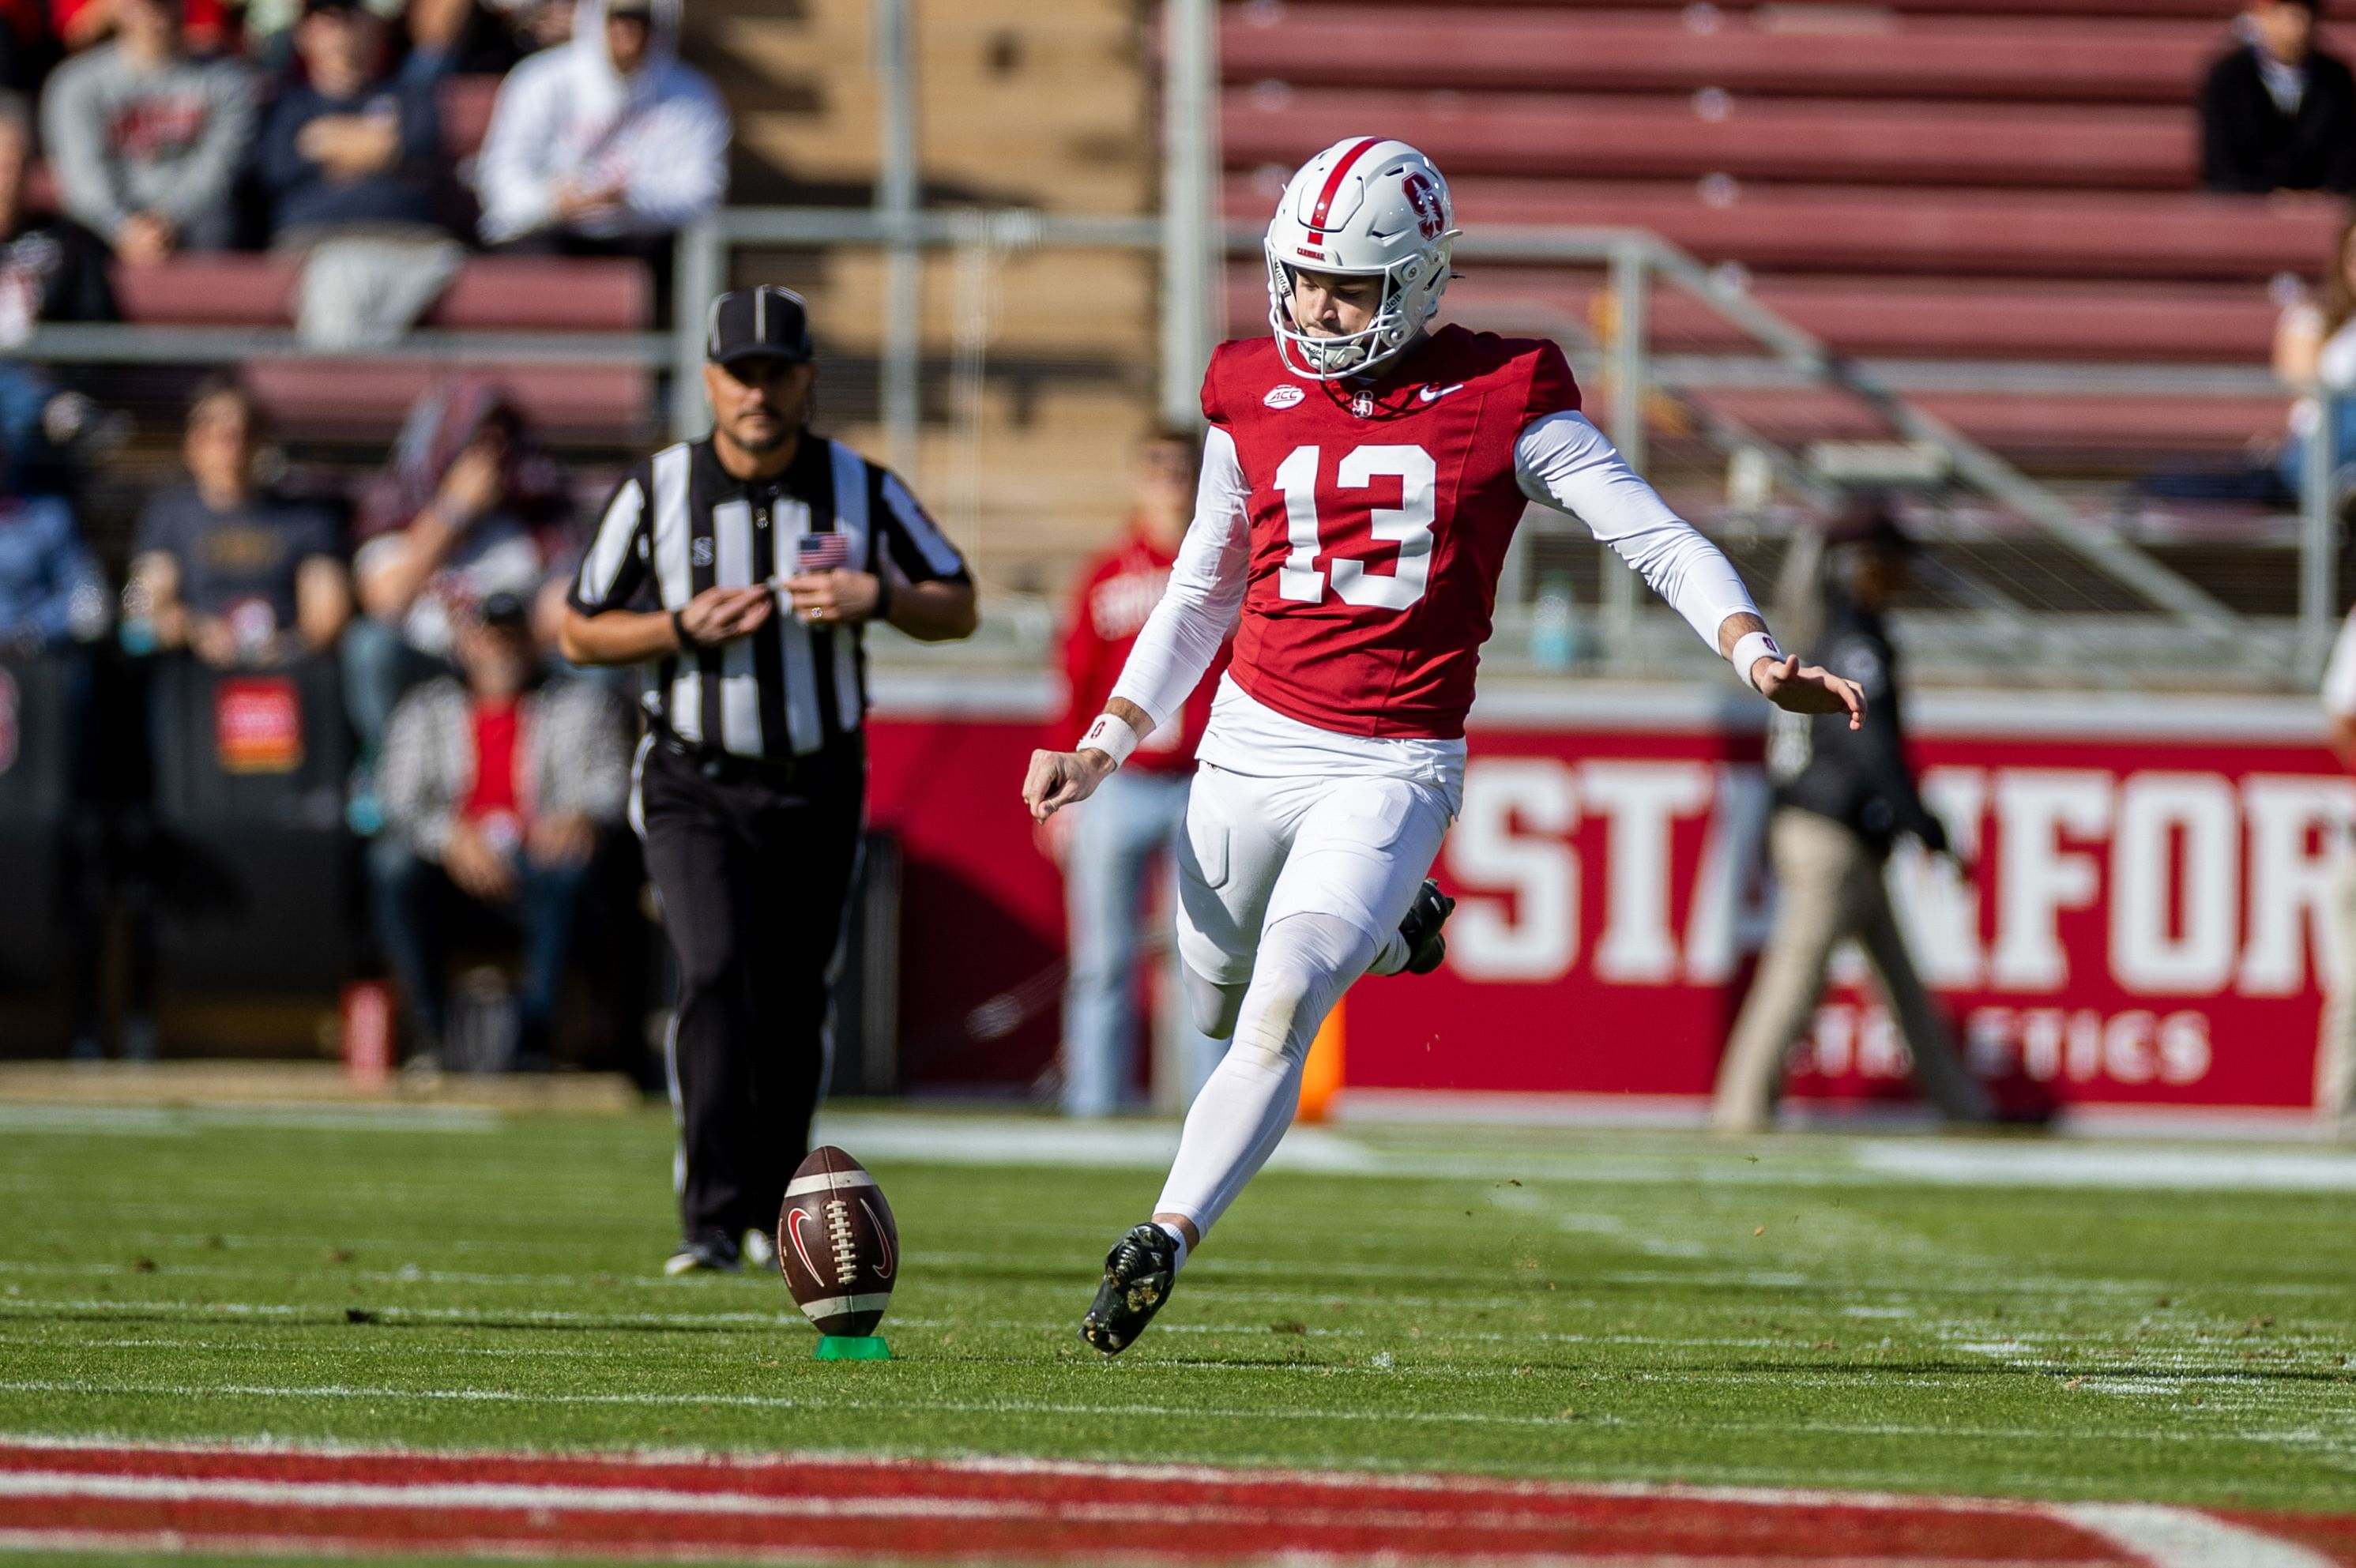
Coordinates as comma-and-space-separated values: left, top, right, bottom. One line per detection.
1221, 0, 2324, 467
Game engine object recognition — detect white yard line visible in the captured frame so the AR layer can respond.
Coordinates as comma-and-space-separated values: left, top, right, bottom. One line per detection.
1853, 1141, 2356, 1193
2053, 1502, 2339, 1568
0, 1104, 499, 1134
3, 1379, 2335, 1449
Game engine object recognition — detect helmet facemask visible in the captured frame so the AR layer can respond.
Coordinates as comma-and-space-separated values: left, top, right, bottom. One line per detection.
1266, 242, 1451, 383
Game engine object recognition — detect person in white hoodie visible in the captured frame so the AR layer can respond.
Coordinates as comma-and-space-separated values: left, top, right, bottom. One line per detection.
472, 0, 727, 269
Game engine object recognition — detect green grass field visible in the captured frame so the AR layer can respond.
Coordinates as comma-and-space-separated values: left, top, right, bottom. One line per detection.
2, 1100, 2352, 1521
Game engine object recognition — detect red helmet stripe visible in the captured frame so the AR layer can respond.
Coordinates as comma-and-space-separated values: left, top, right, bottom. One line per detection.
1308, 137, 1384, 234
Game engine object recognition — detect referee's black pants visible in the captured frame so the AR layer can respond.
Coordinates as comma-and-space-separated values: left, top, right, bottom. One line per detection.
638, 736, 864, 1249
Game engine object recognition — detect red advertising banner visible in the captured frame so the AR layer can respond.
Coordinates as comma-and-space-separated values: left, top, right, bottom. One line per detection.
867, 681, 2349, 1119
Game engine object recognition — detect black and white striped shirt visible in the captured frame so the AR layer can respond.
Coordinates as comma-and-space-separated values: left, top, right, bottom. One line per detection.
569, 434, 969, 761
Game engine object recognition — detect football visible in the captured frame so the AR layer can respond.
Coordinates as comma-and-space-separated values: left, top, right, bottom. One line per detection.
776, 1145, 898, 1337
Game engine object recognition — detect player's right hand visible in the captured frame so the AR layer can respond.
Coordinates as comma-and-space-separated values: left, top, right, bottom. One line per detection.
1022, 747, 1114, 823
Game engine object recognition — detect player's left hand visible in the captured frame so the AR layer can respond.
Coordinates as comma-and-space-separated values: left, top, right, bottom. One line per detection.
1753, 655, 1866, 731
785, 570, 882, 626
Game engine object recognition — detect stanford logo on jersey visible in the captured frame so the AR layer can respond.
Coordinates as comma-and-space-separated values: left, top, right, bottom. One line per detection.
1350, 392, 1376, 418
1264, 384, 1305, 409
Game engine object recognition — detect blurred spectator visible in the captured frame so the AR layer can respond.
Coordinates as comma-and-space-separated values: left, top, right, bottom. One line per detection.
345, 375, 565, 763
0, 88, 115, 342
2274, 210, 2356, 496
0, 425, 104, 651
1052, 428, 1227, 1117
2202, 0, 2356, 194
1712, 502, 1993, 1134
235, 0, 386, 76
2318, 605, 2356, 1137
39, 0, 254, 264
255, 0, 440, 240
126, 377, 351, 668
257, 0, 458, 345
2, 89, 122, 498
473, 0, 726, 269
373, 589, 630, 1066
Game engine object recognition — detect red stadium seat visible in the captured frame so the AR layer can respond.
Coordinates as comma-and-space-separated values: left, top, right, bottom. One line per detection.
1230, 175, 2340, 282
1222, 271, 2280, 364
1225, 8, 2221, 104
109, 255, 649, 329
1225, 89, 2198, 190
241, 361, 653, 442
1683, 387, 2284, 457
439, 74, 502, 160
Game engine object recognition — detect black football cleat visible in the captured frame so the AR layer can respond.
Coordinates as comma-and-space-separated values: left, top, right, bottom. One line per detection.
663, 1231, 742, 1277
1395, 878, 1455, 976
1081, 1223, 1179, 1356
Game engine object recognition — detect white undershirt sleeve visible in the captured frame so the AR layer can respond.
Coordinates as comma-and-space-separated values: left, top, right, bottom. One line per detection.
1105, 424, 1251, 736
1515, 410, 1761, 657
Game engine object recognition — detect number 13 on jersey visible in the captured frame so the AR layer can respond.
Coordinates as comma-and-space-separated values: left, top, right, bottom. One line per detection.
1274, 443, 1438, 611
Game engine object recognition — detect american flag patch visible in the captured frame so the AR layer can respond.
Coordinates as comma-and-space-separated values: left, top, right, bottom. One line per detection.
796, 532, 850, 571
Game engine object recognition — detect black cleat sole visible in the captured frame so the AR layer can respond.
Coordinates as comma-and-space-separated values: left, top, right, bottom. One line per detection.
1080, 1224, 1177, 1356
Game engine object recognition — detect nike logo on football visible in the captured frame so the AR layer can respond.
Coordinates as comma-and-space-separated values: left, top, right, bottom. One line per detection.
1418, 383, 1466, 404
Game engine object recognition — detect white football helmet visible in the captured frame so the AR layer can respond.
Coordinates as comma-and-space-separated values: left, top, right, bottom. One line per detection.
1264, 136, 1458, 381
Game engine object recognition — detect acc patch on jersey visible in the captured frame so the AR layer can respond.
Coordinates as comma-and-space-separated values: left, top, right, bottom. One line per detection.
1263, 384, 1306, 409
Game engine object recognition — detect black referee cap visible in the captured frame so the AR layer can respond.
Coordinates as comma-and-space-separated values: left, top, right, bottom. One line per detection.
706, 287, 814, 368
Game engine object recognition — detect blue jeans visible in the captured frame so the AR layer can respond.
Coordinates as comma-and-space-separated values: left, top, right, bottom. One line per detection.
2279, 395, 2356, 498
1060, 768, 1222, 1117
368, 833, 589, 1057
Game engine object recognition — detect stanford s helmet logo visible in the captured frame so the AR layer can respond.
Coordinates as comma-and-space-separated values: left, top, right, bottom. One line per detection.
1400, 172, 1445, 241
1263, 384, 1305, 409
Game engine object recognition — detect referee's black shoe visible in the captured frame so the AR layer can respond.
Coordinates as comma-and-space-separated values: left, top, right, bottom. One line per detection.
664, 1231, 742, 1277
1082, 1223, 1180, 1356
1396, 878, 1455, 976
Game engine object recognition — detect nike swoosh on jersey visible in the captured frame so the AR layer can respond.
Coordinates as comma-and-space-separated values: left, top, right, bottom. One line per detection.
1417, 383, 1467, 404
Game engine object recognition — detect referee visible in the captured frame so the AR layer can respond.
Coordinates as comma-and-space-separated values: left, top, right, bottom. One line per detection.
559, 286, 977, 1273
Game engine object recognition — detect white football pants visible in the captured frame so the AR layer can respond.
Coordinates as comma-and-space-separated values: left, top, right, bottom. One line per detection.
1152, 763, 1454, 1235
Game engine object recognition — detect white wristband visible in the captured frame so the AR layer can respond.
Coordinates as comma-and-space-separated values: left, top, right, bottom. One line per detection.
1730, 631, 1784, 692
1078, 712, 1139, 769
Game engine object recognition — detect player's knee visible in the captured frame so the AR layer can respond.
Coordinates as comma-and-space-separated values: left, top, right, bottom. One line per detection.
1233, 968, 1315, 1071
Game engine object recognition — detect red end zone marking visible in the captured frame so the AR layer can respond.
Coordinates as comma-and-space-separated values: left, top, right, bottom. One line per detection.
0, 1441, 2343, 1564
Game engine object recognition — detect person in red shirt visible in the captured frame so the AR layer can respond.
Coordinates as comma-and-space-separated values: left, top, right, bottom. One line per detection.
1052, 427, 1228, 1117
372, 591, 631, 1066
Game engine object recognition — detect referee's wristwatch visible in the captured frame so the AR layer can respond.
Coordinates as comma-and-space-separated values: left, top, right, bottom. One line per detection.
672, 608, 702, 652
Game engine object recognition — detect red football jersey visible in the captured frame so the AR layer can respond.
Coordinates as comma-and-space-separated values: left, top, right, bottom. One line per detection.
1203, 324, 1583, 740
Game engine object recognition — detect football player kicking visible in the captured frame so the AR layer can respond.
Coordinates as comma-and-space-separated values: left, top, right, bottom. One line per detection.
1022, 137, 1864, 1355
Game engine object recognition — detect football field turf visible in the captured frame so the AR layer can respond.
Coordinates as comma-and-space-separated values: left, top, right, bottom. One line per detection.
1, 1099, 2352, 1563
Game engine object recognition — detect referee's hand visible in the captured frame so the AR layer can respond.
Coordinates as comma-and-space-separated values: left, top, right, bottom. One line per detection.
677, 585, 773, 646
784, 569, 882, 626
